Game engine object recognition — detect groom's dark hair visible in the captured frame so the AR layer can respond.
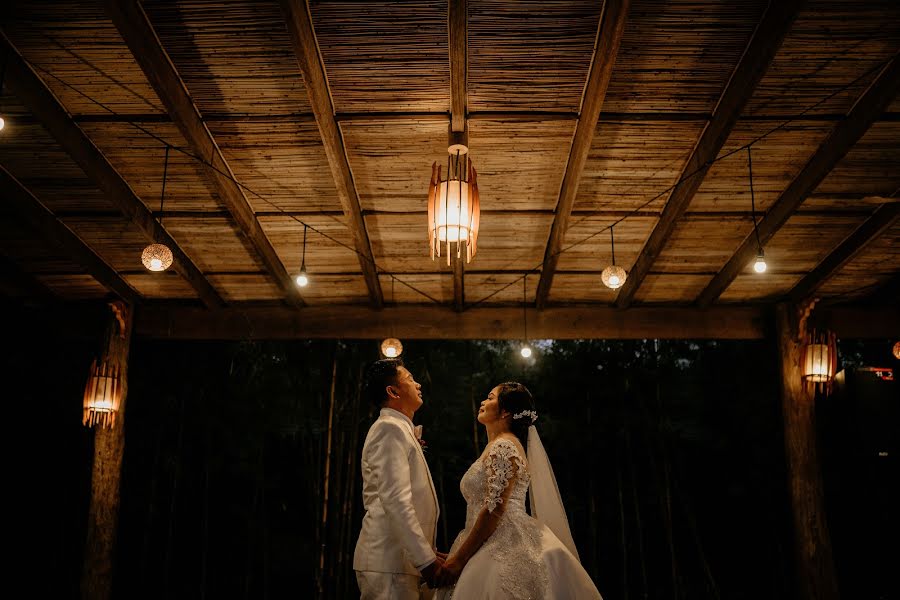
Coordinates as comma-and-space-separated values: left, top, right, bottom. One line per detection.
363, 358, 404, 411
497, 382, 535, 452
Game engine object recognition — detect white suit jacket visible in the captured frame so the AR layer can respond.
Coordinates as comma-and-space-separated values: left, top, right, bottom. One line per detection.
353, 408, 439, 575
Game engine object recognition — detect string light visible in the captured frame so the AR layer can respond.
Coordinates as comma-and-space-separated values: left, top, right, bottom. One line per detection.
747, 146, 767, 274
381, 277, 403, 357
141, 145, 173, 272
519, 274, 532, 358
295, 224, 309, 287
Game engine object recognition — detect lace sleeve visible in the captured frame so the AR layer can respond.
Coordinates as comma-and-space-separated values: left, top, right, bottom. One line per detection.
483, 438, 523, 513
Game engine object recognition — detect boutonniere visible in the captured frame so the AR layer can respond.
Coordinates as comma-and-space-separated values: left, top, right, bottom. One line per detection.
414, 425, 428, 452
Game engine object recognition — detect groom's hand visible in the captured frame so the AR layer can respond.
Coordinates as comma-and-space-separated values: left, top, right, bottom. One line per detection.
420, 556, 445, 588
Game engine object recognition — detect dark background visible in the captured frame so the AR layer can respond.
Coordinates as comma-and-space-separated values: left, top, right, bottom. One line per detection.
15, 304, 897, 599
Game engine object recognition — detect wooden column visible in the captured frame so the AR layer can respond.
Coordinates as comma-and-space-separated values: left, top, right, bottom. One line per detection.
774, 302, 839, 600
81, 301, 134, 600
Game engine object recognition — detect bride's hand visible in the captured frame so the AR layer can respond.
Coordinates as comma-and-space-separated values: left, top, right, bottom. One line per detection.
436, 556, 463, 587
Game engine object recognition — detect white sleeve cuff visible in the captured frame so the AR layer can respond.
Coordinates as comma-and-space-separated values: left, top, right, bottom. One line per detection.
416, 555, 436, 571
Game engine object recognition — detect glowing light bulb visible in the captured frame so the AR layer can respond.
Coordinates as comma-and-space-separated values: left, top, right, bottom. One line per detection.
295, 271, 309, 287
150, 258, 162, 270
0, 116, 5, 131
520, 346, 532, 358
753, 255, 767, 273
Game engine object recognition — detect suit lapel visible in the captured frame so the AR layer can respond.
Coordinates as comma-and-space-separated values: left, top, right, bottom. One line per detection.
389, 414, 440, 526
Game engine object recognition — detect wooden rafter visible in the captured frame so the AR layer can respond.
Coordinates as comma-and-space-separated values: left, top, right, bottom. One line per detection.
103, 0, 304, 308
450, 0, 467, 311
534, 0, 630, 309
138, 304, 766, 340
615, 0, 803, 308
0, 165, 141, 304
788, 203, 900, 302
133, 304, 900, 340
279, 0, 384, 308
697, 54, 900, 307
0, 33, 225, 309
0, 252, 58, 302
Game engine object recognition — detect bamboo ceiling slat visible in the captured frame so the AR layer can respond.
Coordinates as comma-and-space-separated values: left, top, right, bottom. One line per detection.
465, 213, 553, 272
208, 120, 342, 213
162, 217, 267, 274
207, 274, 284, 301
810, 122, 900, 199
465, 272, 537, 306
0, 106, 114, 213
603, 0, 766, 114
633, 273, 713, 304
378, 273, 452, 304
1, 2, 166, 116
290, 274, 371, 305
37, 274, 108, 299
574, 120, 705, 212
143, 0, 311, 116
259, 214, 360, 274
468, 120, 576, 211
547, 273, 620, 304
555, 216, 656, 273
760, 213, 868, 272
467, 0, 601, 111
61, 215, 166, 272
686, 120, 834, 213
0, 217, 88, 274
123, 272, 199, 299
744, 1, 900, 117
79, 122, 225, 213
816, 222, 900, 298
341, 120, 448, 213
652, 216, 754, 273
309, 0, 449, 113
365, 213, 458, 274
719, 273, 805, 303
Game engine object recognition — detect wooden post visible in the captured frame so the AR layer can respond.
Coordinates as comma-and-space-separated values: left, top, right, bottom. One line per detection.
81, 301, 133, 600
774, 302, 840, 600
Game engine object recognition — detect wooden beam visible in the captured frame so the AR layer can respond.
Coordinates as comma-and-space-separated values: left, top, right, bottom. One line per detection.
82, 301, 134, 600
1, 34, 224, 309
774, 302, 839, 600
535, 0, 630, 309
0, 166, 141, 304
449, 0, 468, 309
136, 304, 767, 340
103, 0, 304, 308
789, 203, 900, 302
616, 1, 803, 308
0, 252, 58, 302
279, 0, 383, 308
698, 54, 900, 307
449, 0, 467, 133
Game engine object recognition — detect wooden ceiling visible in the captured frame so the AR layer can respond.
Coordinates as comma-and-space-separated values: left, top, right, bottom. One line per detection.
1, 0, 898, 323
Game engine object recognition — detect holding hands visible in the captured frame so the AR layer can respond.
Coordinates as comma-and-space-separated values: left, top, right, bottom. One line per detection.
421, 551, 461, 589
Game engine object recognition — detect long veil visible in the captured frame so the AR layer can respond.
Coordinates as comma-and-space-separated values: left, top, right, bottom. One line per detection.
526, 425, 580, 560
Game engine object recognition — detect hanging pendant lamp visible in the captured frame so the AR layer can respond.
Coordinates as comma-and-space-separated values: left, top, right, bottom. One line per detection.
746, 146, 767, 274
428, 128, 480, 265
295, 224, 310, 287
519, 274, 532, 358
601, 225, 627, 289
381, 276, 403, 357
141, 145, 174, 272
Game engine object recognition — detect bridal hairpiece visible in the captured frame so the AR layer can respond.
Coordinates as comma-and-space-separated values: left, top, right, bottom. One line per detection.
513, 409, 537, 423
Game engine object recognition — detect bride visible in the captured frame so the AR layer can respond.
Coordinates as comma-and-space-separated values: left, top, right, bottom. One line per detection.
435, 382, 602, 599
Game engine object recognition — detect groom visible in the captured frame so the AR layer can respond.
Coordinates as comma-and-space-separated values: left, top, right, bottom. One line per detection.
354, 358, 446, 598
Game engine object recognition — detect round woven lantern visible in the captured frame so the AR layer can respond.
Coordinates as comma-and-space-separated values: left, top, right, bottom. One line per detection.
141, 243, 173, 272
601, 265, 627, 290
381, 338, 403, 358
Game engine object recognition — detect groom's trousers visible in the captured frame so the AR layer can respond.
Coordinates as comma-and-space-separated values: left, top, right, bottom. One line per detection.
356, 570, 432, 600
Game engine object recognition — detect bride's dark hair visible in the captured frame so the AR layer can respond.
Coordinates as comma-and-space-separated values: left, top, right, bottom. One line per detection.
497, 381, 535, 452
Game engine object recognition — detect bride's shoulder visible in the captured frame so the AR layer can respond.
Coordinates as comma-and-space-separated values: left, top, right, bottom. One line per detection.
484, 436, 525, 460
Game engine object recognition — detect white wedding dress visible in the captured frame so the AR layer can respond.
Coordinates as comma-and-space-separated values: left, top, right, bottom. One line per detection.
437, 438, 602, 599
